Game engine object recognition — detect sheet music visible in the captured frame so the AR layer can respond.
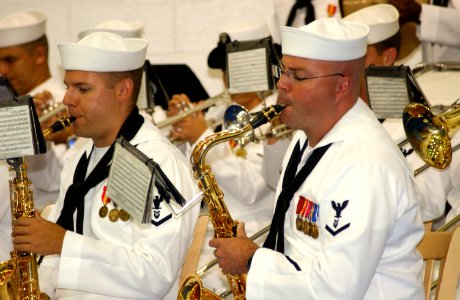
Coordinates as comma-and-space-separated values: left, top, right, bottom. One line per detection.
0, 105, 34, 159
137, 70, 148, 110
367, 77, 409, 119
228, 48, 269, 94
106, 143, 153, 223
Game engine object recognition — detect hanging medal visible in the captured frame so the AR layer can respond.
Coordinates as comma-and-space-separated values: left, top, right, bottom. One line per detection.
118, 208, 130, 222
108, 203, 120, 222
296, 196, 307, 231
99, 186, 110, 218
311, 203, 320, 239
302, 200, 313, 235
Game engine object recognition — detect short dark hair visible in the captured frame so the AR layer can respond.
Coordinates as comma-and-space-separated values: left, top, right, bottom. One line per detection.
105, 67, 144, 107
371, 31, 401, 59
22, 35, 49, 57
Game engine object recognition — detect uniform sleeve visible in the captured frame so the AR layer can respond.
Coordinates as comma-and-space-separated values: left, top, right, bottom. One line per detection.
419, 3, 460, 48
246, 159, 423, 299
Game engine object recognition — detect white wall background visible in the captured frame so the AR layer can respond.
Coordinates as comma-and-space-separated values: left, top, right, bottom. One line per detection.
0, 0, 298, 98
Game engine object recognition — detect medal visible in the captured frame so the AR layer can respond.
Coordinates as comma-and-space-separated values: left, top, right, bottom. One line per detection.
311, 224, 319, 239
296, 216, 302, 231
311, 204, 320, 239
119, 209, 130, 222
100, 185, 111, 219
302, 221, 311, 235
296, 197, 307, 233
99, 205, 109, 218
109, 208, 120, 222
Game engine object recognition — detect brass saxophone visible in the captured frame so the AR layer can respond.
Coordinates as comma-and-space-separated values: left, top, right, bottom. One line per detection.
178, 104, 285, 300
0, 116, 75, 300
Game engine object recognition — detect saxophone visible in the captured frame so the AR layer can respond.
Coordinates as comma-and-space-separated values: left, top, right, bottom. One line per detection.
178, 104, 285, 300
0, 116, 75, 300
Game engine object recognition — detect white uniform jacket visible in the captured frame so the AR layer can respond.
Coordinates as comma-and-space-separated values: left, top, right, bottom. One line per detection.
0, 161, 13, 261
247, 100, 425, 300
39, 118, 201, 300
26, 77, 67, 210
419, 1, 460, 62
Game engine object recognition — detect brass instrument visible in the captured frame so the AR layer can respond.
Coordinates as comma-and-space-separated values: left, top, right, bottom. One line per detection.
178, 104, 285, 300
39, 103, 67, 123
0, 116, 75, 300
157, 91, 231, 129
402, 101, 460, 170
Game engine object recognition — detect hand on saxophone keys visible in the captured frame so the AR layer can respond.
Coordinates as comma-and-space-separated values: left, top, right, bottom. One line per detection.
209, 222, 259, 275
12, 211, 66, 256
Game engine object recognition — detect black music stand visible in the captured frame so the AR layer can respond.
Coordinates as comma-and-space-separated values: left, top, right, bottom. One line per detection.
146, 61, 209, 110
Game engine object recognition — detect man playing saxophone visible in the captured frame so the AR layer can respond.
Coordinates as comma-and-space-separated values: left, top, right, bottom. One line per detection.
209, 18, 425, 299
11, 31, 200, 299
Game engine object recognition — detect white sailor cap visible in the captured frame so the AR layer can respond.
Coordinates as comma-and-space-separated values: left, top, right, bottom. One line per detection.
78, 19, 144, 39
58, 32, 148, 72
0, 10, 46, 48
343, 4, 399, 45
281, 18, 369, 61
222, 21, 271, 41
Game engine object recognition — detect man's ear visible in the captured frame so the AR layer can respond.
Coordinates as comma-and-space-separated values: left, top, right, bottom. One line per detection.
33, 46, 47, 65
115, 78, 134, 103
336, 75, 351, 100
383, 47, 398, 66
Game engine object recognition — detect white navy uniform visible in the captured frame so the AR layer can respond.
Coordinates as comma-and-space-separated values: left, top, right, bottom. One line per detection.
418, 0, 460, 62
26, 76, 67, 210
0, 161, 13, 261
39, 117, 201, 300
247, 100, 424, 299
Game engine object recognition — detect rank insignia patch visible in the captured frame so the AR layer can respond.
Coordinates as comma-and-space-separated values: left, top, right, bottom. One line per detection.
295, 196, 320, 239
325, 200, 350, 236
151, 195, 172, 226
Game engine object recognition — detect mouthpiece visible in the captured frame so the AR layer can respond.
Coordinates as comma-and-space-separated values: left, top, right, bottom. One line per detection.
250, 104, 285, 129
42, 116, 76, 137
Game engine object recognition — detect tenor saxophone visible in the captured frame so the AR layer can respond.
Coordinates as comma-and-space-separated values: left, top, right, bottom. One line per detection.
0, 116, 75, 300
178, 104, 285, 300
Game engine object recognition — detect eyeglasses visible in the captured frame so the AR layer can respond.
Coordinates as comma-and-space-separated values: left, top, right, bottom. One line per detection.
272, 65, 344, 83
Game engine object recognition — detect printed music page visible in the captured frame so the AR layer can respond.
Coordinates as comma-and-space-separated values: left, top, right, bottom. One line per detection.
228, 48, 269, 94
107, 142, 153, 223
0, 105, 35, 159
367, 76, 409, 119
137, 70, 149, 110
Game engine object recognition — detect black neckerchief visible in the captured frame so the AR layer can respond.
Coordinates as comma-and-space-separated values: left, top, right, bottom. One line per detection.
56, 107, 144, 234
263, 140, 332, 253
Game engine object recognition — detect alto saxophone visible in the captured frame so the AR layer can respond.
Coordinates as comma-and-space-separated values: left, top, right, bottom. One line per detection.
178, 104, 285, 300
0, 116, 75, 300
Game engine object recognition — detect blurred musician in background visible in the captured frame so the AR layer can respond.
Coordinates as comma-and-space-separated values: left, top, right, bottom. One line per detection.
11, 31, 201, 299
209, 18, 425, 299
0, 10, 70, 207
346, 3, 460, 227
0, 10, 69, 261
168, 21, 281, 295
389, 0, 460, 63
